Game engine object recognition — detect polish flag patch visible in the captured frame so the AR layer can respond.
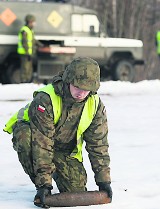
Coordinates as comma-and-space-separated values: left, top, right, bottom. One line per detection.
37, 105, 45, 113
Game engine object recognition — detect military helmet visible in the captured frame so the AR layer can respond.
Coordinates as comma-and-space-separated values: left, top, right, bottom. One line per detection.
25, 14, 36, 23
62, 57, 100, 92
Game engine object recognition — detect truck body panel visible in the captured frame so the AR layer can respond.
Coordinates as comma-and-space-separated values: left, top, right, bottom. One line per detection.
0, 1, 144, 83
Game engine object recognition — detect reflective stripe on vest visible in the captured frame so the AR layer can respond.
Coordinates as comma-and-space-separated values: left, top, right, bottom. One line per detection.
3, 103, 30, 134
156, 31, 160, 54
17, 26, 33, 55
3, 84, 99, 162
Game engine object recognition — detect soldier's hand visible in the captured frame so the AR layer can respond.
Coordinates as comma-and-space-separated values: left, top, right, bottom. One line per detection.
34, 185, 53, 208
98, 182, 113, 202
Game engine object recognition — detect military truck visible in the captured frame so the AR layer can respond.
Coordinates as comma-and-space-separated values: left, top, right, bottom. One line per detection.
0, 0, 144, 84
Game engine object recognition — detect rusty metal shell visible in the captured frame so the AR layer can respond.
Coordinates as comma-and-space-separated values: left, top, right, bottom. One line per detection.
44, 191, 111, 207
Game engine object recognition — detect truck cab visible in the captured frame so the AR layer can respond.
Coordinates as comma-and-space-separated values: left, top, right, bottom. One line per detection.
0, 1, 144, 83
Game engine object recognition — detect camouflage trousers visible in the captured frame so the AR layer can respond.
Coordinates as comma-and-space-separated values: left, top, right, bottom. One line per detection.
12, 121, 87, 192
20, 55, 33, 83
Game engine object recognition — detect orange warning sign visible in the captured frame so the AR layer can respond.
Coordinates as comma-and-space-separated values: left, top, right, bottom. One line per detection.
0, 8, 16, 26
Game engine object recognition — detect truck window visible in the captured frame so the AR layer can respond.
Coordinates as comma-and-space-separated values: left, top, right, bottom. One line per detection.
71, 14, 99, 33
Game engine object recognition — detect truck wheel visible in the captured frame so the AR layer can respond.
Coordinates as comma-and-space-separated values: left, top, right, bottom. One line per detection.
114, 60, 135, 82
7, 64, 21, 84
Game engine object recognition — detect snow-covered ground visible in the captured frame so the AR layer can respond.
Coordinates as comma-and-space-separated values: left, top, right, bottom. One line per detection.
0, 80, 160, 209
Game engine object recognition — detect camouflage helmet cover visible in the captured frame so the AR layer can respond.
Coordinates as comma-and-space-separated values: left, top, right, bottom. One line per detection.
62, 57, 100, 92
25, 14, 36, 23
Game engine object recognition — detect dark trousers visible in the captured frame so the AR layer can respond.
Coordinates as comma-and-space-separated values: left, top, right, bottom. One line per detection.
20, 55, 33, 83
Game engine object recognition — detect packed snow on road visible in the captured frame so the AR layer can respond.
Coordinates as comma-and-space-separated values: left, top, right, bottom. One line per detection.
0, 80, 160, 209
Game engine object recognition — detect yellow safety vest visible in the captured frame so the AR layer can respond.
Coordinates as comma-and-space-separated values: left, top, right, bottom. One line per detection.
4, 84, 99, 162
17, 26, 33, 55
156, 31, 160, 54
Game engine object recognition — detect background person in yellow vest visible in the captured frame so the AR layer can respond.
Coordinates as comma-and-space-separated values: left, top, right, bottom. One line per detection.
17, 14, 43, 83
155, 31, 160, 57
3, 57, 112, 208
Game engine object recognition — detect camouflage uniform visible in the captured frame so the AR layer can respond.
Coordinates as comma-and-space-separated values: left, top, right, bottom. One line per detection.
20, 55, 33, 83
11, 57, 111, 192
18, 15, 43, 83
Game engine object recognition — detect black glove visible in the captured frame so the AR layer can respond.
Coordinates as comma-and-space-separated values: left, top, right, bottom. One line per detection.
34, 185, 53, 208
98, 182, 113, 201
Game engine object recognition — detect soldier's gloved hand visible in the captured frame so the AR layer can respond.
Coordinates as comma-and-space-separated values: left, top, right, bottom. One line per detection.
98, 182, 113, 202
34, 185, 53, 208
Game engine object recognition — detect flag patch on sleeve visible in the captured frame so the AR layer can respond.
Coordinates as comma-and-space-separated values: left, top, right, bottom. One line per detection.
37, 105, 45, 113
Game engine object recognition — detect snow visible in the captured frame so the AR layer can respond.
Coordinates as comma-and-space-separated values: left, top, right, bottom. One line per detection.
0, 80, 160, 209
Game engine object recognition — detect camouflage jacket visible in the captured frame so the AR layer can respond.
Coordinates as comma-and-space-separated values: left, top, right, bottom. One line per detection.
29, 75, 111, 187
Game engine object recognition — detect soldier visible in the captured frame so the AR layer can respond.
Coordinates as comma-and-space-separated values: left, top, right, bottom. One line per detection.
155, 31, 160, 58
4, 57, 112, 208
17, 14, 43, 83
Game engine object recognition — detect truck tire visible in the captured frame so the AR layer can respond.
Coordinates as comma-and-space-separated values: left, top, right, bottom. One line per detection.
7, 64, 21, 84
113, 60, 135, 82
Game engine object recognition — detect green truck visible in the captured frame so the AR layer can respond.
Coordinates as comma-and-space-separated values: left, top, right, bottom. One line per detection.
0, 0, 144, 84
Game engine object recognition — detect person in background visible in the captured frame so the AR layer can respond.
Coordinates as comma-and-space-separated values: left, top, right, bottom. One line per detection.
4, 57, 112, 208
155, 31, 160, 58
17, 14, 43, 83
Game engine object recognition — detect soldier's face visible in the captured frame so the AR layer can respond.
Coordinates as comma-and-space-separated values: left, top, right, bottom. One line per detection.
28, 21, 36, 29
69, 84, 90, 101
